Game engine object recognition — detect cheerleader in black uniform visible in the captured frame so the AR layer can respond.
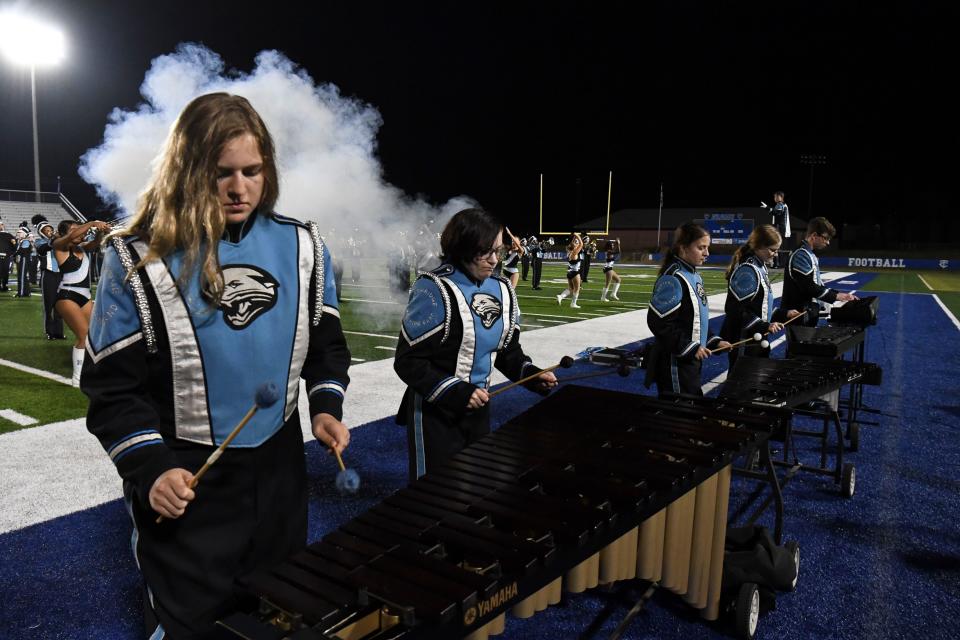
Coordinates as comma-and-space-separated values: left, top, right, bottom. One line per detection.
556, 232, 584, 309
720, 224, 802, 369
645, 223, 730, 396
53, 219, 111, 385
600, 238, 622, 301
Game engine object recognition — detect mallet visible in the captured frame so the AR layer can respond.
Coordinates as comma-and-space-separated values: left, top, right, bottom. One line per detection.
765, 309, 807, 335
156, 381, 280, 523
488, 356, 574, 398
710, 333, 764, 355
333, 448, 360, 494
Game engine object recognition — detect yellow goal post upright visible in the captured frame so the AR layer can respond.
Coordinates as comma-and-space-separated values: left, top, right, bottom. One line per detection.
538, 171, 613, 238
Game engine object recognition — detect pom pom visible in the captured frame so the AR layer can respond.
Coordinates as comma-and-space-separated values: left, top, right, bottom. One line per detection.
760, 340, 770, 349
335, 468, 361, 494
255, 382, 281, 408
753, 333, 763, 342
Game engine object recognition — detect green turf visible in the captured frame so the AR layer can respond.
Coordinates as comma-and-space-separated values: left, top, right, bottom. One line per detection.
859, 272, 934, 294
0, 293, 78, 376
0, 366, 89, 433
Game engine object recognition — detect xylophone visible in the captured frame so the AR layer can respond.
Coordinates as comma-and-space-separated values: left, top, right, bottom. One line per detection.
720, 357, 882, 498
219, 386, 781, 640
786, 325, 864, 359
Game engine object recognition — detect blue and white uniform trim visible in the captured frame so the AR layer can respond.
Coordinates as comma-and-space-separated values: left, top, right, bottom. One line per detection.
428, 376, 460, 402
108, 430, 164, 462
308, 380, 346, 399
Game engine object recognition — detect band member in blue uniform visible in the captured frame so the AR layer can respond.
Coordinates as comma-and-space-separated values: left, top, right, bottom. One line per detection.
83, 93, 352, 640
600, 238, 622, 302
53, 219, 111, 385
720, 224, 800, 368
761, 190, 791, 267
645, 223, 730, 396
528, 235, 544, 289
13, 224, 33, 297
557, 232, 584, 308
0, 219, 14, 292
395, 208, 557, 481
780, 217, 857, 327
32, 216, 66, 340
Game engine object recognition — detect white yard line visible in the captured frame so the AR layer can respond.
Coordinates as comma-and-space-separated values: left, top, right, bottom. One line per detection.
933, 295, 960, 331
917, 274, 934, 291
0, 358, 72, 386
0, 409, 37, 426
374, 345, 397, 351
343, 330, 399, 340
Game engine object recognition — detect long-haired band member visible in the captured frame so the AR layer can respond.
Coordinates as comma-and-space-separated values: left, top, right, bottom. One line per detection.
720, 224, 798, 368
780, 217, 858, 327
82, 93, 352, 639
394, 208, 558, 481
645, 223, 730, 396
557, 232, 584, 308
600, 238, 622, 302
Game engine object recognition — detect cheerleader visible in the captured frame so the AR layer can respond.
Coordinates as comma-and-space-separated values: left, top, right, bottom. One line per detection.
556, 232, 584, 309
600, 238, 622, 301
501, 233, 524, 288
52, 219, 111, 385
645, 223, 730, 396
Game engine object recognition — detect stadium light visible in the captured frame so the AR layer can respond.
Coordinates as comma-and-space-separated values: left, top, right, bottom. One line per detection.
0, 10, 66, 202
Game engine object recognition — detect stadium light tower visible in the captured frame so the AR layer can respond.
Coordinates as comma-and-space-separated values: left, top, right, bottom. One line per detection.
0, 11, 66, 202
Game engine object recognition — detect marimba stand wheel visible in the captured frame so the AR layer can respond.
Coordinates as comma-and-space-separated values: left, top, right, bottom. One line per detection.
733, 582, 760, 640
842, 463, 856, 498
847, 422, 860, 452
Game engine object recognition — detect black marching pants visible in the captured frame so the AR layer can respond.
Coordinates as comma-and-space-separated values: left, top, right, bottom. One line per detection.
405, 392, 490, 483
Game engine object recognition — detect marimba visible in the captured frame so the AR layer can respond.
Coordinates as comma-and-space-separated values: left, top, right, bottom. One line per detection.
219, 386, 782, 640
786, 325, 864, 359
720, 357, 882, 498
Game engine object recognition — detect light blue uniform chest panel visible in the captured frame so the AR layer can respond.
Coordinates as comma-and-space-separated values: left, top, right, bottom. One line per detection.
448, 269, 507, 387
730, 264, 761, 301
651, 276, 684, 316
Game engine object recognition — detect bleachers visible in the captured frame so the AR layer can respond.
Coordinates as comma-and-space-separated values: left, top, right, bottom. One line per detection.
0, 192, 80, 233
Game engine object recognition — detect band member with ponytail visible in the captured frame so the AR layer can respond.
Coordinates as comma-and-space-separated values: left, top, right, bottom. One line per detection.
600, 238, 622, 302
556, 232, 584, 308
645, 223, 730, 396
82, 93, 351, 639
720, 224, 800, 368
395, 208, 557, 481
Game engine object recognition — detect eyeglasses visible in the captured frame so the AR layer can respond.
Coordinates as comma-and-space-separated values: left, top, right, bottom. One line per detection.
476, 245, 504, 261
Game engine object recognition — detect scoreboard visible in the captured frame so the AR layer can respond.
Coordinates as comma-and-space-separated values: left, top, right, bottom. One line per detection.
703, 212, 753, 245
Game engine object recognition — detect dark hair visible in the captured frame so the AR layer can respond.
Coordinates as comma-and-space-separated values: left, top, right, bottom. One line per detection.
774, 190, 785, 198
725, 224, 782, 280
439, 208, 503, 268
57, 220, 78, 236
659, 222, 710, 275
806, 217, 836, 239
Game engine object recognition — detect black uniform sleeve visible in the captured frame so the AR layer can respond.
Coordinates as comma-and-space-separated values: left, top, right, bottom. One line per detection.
83, 247, 179, 507
787, 250, 838, 304
303, 243, 351, 421
648, 274, 700, 360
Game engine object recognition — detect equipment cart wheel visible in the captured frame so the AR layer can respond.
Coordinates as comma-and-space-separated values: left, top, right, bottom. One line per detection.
842, 463, 856, 498
734, 582, 760, 640
848, 422, 860, 452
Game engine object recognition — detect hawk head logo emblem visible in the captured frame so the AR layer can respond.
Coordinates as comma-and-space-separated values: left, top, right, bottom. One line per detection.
471, 292, 502, 329
219, 265, 279, 329
696, 281, 708, 306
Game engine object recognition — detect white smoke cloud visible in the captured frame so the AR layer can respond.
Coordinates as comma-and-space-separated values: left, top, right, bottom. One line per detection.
79, 43, 474, 271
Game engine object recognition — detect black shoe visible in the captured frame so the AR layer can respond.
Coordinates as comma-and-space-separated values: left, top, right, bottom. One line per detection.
47, 334, 66, 340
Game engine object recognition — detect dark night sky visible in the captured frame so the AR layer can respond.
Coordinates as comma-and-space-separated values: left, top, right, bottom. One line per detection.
0, 1, 956, 240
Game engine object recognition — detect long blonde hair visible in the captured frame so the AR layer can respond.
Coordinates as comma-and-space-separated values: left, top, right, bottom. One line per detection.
724, 224, 782, 280
117, 93, 279, 305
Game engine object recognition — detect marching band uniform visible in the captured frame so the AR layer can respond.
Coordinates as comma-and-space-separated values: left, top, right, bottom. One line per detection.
394, 263, 542, 481
14, 226, 32, 297
83, 211, 350, 638
34, 222, 65, 339
528, 237, 543, 289
645, 255, 722, 396
721, 254, 775, 368
780, 239, 839, 327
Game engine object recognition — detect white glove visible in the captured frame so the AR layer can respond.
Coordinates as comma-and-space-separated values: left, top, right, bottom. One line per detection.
760, 201, 768, 209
